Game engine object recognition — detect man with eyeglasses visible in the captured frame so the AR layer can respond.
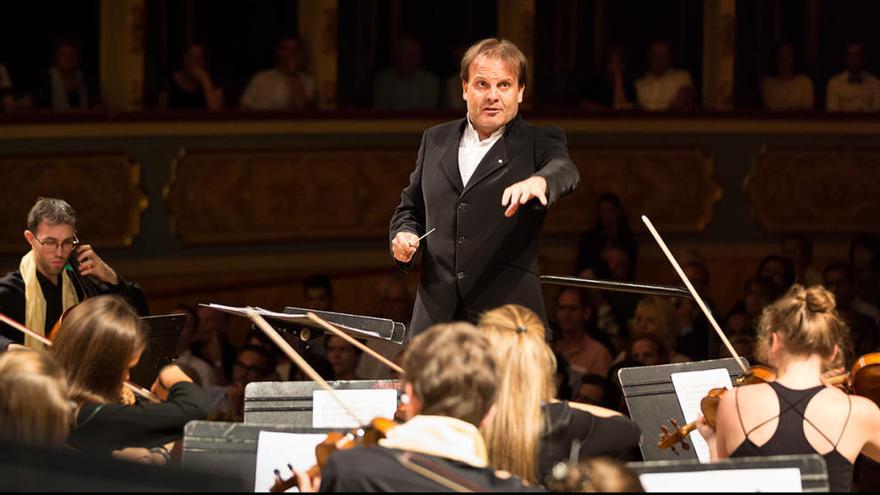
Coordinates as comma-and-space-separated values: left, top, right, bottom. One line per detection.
0, 197, 147, 350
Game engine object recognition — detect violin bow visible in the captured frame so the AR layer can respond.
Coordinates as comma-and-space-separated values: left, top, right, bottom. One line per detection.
245, 309, 369, 426
0, 312, 160, 403
640, 215, 749, 374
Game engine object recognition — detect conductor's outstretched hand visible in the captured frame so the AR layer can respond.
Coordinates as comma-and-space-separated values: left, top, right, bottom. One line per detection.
391, 231, 420, 263
502, 176, 547, 218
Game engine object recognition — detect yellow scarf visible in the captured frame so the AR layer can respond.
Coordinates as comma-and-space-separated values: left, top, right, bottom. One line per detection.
20, 250, 78, 349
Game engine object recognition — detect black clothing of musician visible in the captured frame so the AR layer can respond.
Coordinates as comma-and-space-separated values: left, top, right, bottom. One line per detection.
538, 401, 642, 482
390, 112, 580, 336
0, 269, 149, 345
67, 382, 209, 455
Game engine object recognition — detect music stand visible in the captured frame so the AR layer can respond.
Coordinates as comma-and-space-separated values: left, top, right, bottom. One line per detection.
129, 314, 187, 388
626, 454, 829, 492
618, 358, 748, 461
181, 420, 334, 491
244, 379, 404, 426
283, 306, 407, 344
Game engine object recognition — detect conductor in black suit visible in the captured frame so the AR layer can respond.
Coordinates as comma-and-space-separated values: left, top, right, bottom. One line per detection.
390, 38, 580, 336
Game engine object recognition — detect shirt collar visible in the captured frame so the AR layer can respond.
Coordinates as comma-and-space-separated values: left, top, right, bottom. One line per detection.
463, 115, 505, 145
379, 415, 489, 467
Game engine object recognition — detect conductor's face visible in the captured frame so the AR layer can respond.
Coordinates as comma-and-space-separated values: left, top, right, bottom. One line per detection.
463, 55, 524, 139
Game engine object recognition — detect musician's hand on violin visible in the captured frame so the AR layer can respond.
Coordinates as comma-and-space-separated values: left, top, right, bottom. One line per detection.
6, 343, 28, 352
821, 367, 847, 388
75, 244, 119, 285
695, 414, 714, 441
502, 176, 547, 218
293, 468, 321, 493
112, 447, 167, 465
150, 364, 193, 401
391, 231, 419, 263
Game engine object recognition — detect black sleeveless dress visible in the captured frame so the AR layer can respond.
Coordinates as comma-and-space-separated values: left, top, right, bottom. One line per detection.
729, 381, 854, 492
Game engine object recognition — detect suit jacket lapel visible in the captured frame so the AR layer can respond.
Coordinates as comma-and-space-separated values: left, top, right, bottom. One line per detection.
438, 119, 465, 194
461, 113, 527, 196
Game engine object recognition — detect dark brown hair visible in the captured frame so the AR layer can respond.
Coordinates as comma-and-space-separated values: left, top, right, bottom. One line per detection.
460, 38, 528, 86
401, 322, 497, 426
51, 295, 146, 405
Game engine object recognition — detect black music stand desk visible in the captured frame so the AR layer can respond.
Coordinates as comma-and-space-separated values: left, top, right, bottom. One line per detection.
129, 313, 187, 389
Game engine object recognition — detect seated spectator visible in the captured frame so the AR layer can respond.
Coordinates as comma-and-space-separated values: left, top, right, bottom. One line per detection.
574, 374, 611, 406
480, 305, 641, 485
36, 41, 98, 111
240, 36, 316, 111
578, 45, 635, 110
781, 233, 822, 287
159, 43, 223, 110
0, 348, 70, 448
851, 234, 880, 307
597, 242, 641, 333
826, 42, 880, 112
551, 287, 614, 382
0, 63, 15, 113
677, 260, 713, 361
172, 304, 219, 387
626, 333, 670, 367
629, 296, 689, 363
192, 305, 237, 384
757, 254, 796, 295
443, 43, 468, 110
555, 352, 574, 401
727, 276, 778, 339
635, 40, 693, 111
761, 42, 814, 111
357, 275, 412, 380
373, 37, 439, 109
576, 192, 638, 276
719, 333, 754, 364
824, 262, 880, 356
324, 335, 362, 381
209, 344, 275, 422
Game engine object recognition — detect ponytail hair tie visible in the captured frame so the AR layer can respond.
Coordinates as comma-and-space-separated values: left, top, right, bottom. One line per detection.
516, 325, 527, 334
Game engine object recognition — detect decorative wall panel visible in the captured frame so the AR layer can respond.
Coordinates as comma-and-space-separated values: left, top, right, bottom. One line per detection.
546, 148, 722, 233
745, 148, 880, 233
0, 153, 147, 253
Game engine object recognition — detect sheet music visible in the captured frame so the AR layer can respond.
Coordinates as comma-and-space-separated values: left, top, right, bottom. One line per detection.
670, 368, 733, 463
638, 467, 802, 492
254, 431, 326, 493
312, 389, 398, 428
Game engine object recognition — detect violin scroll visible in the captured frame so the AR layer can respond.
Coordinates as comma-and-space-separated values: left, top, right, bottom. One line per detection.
657, 418, 694, 455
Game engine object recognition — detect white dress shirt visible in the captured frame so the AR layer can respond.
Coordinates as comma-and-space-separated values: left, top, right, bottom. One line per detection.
825, 71, 880, 112
459, 117, 505, 187
240, 68, 316, 110
635, 69, 693, 111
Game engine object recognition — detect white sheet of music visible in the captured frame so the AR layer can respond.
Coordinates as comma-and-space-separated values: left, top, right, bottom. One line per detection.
312, 389, 398, 428
670, 368, 733, 463
254, 431, 326, 492
638, 467, 803, 492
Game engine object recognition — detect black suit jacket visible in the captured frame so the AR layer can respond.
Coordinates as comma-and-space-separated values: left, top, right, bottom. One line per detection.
390, 113, 579, 336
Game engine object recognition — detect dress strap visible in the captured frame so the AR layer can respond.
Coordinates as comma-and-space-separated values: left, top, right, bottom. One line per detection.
835, 393, 853, 448
734, 387, 748, 436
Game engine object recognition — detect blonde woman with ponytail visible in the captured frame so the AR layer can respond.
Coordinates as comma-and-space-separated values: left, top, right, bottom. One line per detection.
479, 304, 641, 486
698, 285, 880, 492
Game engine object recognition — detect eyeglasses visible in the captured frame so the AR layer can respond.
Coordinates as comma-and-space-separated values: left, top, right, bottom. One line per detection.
234, 361, 265, 376
32, 233, 79, 252
33, 235, 79, 252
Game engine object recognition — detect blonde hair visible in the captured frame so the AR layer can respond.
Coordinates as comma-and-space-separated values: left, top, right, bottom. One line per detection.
401, 322, 497, 426
755, 284, 851, 363
479, 304, 556, 484
0, 349, 71, 446
632, 296, 679, 350
51, 295, 146, 405
460, 38, 528, 86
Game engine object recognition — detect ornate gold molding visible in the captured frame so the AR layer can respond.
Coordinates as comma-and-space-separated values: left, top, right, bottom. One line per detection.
745, 147, 880, 233
546, 147, 722, 233
0, 153, 148, 253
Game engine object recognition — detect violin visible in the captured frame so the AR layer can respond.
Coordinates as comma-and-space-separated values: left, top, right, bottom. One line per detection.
658, 365, 777, 453
269, 417, 398, 493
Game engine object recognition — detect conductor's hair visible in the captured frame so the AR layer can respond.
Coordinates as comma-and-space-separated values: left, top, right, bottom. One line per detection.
460, 38, 528, 86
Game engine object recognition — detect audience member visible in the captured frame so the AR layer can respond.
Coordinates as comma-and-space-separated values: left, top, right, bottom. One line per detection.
443, 43, 468, 110
324, 335, 362, 381
172, 304, 218, 387
850, 234, 880, 307
555, 352, 574, 401
0, 349, 70, 448
373, 37, 439, 109
629, 296, 689, 363
357, 275, 412, 380
598, 242, 640, 330
781, 233, 822, 287
240, 36, 316, 111
574, 374, 611, 406
728, 276, 778, 338
552, 288, 614, 383
159, 43, 223, 110
575, 193, 638, 276
36, 41, 98, 111
824, 263, 879, 356
826, 42, 880, 112
578, 45, 635, 110
209, 344, 275, 422
192, 306, 237, 383
761, 42, 814, 111
676, 260, 712, 361
757, 254, 796, 295
635, 40, 693, 111
719, 333, 754, 364
625, 333, 670, 367
480, 305, 641, 485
